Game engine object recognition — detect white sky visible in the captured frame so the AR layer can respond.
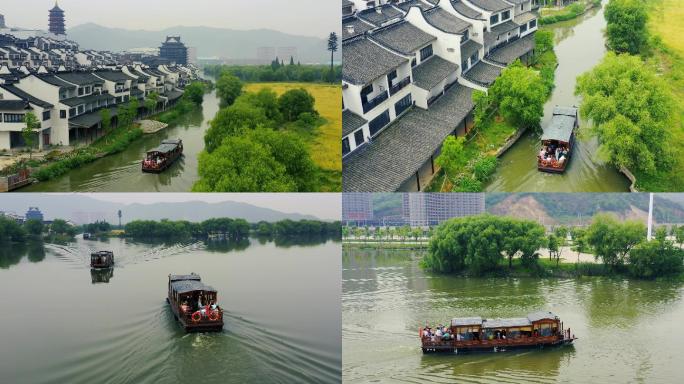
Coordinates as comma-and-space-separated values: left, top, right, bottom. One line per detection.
2, 0, 337, 37
57, 193, 341, 221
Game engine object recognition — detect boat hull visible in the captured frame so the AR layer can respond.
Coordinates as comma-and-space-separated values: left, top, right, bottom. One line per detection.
422, 338, 576, 354
142, 149, 183, 173
166, 297, 223, 333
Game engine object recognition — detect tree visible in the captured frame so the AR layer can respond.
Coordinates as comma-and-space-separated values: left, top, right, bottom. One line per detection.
0, 216, 27, 242
100, 108, 111, 134
50, 219, 77, 237
24, 219, 44, 236
327, 32, 338, 83
628, 237, 684, 279
277, 88, 316, 121
571, 227, 588, 265
575, 53, 674, 175
289, 56, 295, 66
585, 213, 645, 270
144, 92, 159, 115
216, 73, 243, 106
605, 0, 649, 55
183, 82, 205, 105
488, 64, 547, 130
548, 234, 559, 263
21, 111, 39, 158
435, 136, 468, 183
204, 102, 272, 152
675, 225, 684, 247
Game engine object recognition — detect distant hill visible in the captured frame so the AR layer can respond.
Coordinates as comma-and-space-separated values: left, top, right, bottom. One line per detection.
0, 194, 320, 224
67, 23, 335, 64
486, 193, 684, 224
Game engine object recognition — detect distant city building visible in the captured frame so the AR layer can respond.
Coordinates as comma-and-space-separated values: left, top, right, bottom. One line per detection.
342, 193, 374, 224
159, 36, 188, 65
276, 47, 298, 63
402, 193, 484, 227
0, 14, 6, 29
186, 47, 198, 65
25, 207, 44, 221
256, 47, 276, 64
48, 2, 66, 36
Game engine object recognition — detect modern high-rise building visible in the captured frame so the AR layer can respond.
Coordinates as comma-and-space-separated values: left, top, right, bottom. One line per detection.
25, 207, 44, 222
402, 193, 484, 227
342, 193, 374, 225
159, 36, 188, 65
48, 2, 66, 36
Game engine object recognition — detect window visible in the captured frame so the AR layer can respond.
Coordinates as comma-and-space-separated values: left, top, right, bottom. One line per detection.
470, 52, 479, 64
461, 29, 469, 42
521, 4, 524, 11
42, 110, 50, 121
85, 86, 91, 94
78, 105, 84, 114
387, 70, 397, 86
462, 59, 469, 71
411, 58, 417, 67
69, 108, 76, 117
530, 19, 537, 28
394, 94, 412, 117
361, 84, 373, 103
520, 24, 528, 33
354, 129, 365, 148
420, 44, 433, 61
60, 110, 66, 118
502, 10, 510, 20
490, 14, 499, 24
342, 137, 350, 156
368, 110, 390, 137
78, 87, 84, 96
3, 113, 24, 123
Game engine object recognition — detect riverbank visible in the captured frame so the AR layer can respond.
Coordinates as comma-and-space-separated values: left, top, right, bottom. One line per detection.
539, 0, 601, 25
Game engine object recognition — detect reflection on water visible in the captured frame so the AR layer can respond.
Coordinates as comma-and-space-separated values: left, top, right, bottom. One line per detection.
0, 237, 341, 383
342, 247, 684, 383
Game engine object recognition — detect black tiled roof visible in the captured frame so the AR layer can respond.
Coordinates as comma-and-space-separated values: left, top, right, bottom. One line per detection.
424, 8, 471, 34
80, 92, 116, 105
0, 84, 53, 108
342, 16, 375, 40
60, 96, 87, 107
486, 33, 535, 65
461, 39, 483, 60
68, 107, 117, 129
451, 0, 482, 19
491, 20, 520, 35
55, 72, 105, 86
94, 70, 136, 83
166, 90, 183, 101
514, 11, 538, 25
396, 0, 434, 12
0, 99, 30, 111
39, 74, 76, 89
358, 5, 403, 27
463, 60, 502, 86
342, 37, 408, 85
370, 21, 436, 55
343, 109, 368, 137
467, 0, 512, 12
343, 83, 474, 191
412, 55, 458, 90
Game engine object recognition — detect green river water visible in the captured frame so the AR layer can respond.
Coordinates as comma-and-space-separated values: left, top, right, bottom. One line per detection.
343, 247, 684, 383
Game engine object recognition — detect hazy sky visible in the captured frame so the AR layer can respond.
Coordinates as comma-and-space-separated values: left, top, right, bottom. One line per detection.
81, 193, 341, 221
2, 0, 337, 37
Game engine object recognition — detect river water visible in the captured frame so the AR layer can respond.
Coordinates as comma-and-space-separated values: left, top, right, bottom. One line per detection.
342, 247, 684, 383
22, 88, 218, 192
0, 237, 341, 384
485, 3, 631, 192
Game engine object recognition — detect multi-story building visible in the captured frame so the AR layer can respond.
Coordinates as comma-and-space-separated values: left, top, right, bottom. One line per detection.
159, 36, 188, 65
342, 193, 375, 225
402, 192, 484, 226
25, 207, 44, 221
48, 2, 66, 36
342, 0, 539, 192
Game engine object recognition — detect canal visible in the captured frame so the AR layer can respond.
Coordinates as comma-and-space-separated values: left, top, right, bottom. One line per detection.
22, 87, 219, 192
485, 3, 631, 192
0, 237, 341, 384
342, 247, 684, 383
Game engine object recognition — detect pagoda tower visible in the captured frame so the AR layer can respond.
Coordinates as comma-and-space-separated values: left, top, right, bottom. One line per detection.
48, 1, 66, 35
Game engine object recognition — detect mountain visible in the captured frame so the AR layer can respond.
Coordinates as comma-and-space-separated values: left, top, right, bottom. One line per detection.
67, 23, 335, 64
0, 195, 320, 224
486, 193, 684, 224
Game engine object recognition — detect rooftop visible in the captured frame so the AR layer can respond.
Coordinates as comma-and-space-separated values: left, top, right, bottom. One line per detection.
170, 279, 216, 294
69, 107, 117, 128
412, 55, 459, 90
60, 96, 87, 107
514, 11, 538, 26
542, 107, 577, 142
452, 317, 483, 326
0, 84, 54, 109
94, 70, 136, 83
483, 318, 531, 328
396, 0, 434, 12
343, 109, 368, 137
461, 39, 483, 61
342, 37, 408, 85
527, 311, 558, 323
55, 72, 105, 86
486, 33, 536, 65
0, 99, 30, 111
342, 16, 375, 40
39, 74, 77, 89
358, 5, 404, 27
467, 0, 512, 12
424, 7, 471, 34
371, 21, 437, 55
490, 20, 520, 35
462, 60, 502, 86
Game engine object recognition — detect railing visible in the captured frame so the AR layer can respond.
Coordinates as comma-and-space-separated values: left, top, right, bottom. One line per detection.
179, 306, 223, 324
389, 76, 411, 96
361, 90, 389, 114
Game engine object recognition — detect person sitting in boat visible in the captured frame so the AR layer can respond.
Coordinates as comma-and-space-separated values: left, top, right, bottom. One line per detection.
539, 147, 546, 160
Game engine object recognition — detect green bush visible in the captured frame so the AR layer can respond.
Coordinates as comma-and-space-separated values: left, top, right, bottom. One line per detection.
473, 156, 498, 182
629, 239, 684, 279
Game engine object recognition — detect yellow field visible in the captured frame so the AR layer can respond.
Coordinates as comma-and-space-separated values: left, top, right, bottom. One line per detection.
244, 82, 341, 174
651, 0, 684, 55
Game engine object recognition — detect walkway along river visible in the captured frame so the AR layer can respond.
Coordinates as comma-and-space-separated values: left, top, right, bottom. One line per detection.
342, 247, 684, 383
21, 85, 219, 192
485, 2, 631, 192
0, 237, 341, 384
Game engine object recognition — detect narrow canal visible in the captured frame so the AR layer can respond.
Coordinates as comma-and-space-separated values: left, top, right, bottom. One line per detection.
342, 247, 684, 383
0, 237, 341, 384
485, 3, 631, 192
21, 85, 218, 192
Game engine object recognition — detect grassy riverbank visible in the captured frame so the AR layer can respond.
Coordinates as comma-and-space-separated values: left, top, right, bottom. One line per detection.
539, 0, 601, 25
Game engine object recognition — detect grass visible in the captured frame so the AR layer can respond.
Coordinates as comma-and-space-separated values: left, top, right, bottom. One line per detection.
244, 82, 341, 191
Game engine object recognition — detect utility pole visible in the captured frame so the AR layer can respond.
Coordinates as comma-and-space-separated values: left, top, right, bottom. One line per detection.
118, 210, 122, 229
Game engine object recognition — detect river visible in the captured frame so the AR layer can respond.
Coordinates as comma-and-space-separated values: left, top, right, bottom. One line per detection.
0, 237, 341, 384
342, 247, 684, 383
485, 3, 631, 192
21, 87, 219, 192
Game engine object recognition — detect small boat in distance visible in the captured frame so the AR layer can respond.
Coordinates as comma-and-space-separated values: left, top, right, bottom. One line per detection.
142, 138, 183, 173
167, 273, 224, 332
90, 251, 114, 269
83, 232, 92, 240
420, 311, 576, 353
538, 106, 579, 173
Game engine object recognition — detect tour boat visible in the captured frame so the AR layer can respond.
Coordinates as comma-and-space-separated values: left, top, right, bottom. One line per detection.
141, 138, 183, 173
167, 273, 224, 332
83, 232, 92, 240
537, 106, 579, 173
419, 311, 576, 353
90, 251, 114, 269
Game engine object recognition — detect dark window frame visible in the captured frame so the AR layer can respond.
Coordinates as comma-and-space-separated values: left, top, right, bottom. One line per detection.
342, 137, 351, 156
354, 129, 365, 147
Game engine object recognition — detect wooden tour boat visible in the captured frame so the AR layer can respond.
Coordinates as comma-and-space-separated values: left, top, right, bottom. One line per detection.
167, 273, 224, 332
83, 232, 92, 240
538, 106, 579, 174
90, 251, 114, 269
420, 311, 576, 354
142, 138, 183, 173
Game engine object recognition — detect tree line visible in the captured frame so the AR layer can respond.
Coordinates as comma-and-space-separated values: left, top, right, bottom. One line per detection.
204, 63, 341, 84
0, 216, 77, 242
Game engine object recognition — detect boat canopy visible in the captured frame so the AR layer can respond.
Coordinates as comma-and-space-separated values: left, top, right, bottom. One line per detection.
448, 312, 559, 329
91, 251, 113, 257
147, 143, 179, 155
169, 274, 201, 282
162, 138, 182, 145
527, 311, 558, 322
483, 318, 532, 328
541, 106, 577, 143
170, 279, 217, 294
451, 317, 483, 327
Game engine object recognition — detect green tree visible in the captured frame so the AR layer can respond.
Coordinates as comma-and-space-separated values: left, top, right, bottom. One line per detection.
278, 88, 316, 121
585, 213, 645, 270
575, 53, 674, 175
50, 219, 77, 237
144, 92, 159, 115
571, 227, 588, 265
183, 82, 205, 105
21, 111, 39, 158
488, 64, 547, 130
675, 225, 684, 247
0, 216, 27, 242
204, 103, 272, 152
605, 0, 649, 55
327, 32, 339, 83
99, 108, 111, 133
24, 219, 44, 236
628, 237, 684, 279
435, 136, 468, 183
216, 72, 243, 106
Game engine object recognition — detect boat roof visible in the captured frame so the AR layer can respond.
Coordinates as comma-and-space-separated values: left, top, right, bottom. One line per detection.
170, 279, 217, 294
169, 274, 201, 282
91, 251, 113, 256
148, 143, 179, 154
526, 310, 558, 322
541, 106, 577, 142
483, 317, 531, 328
162, 138, 182, 145
452, 317, 483, 326
450, 311, 559, 328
